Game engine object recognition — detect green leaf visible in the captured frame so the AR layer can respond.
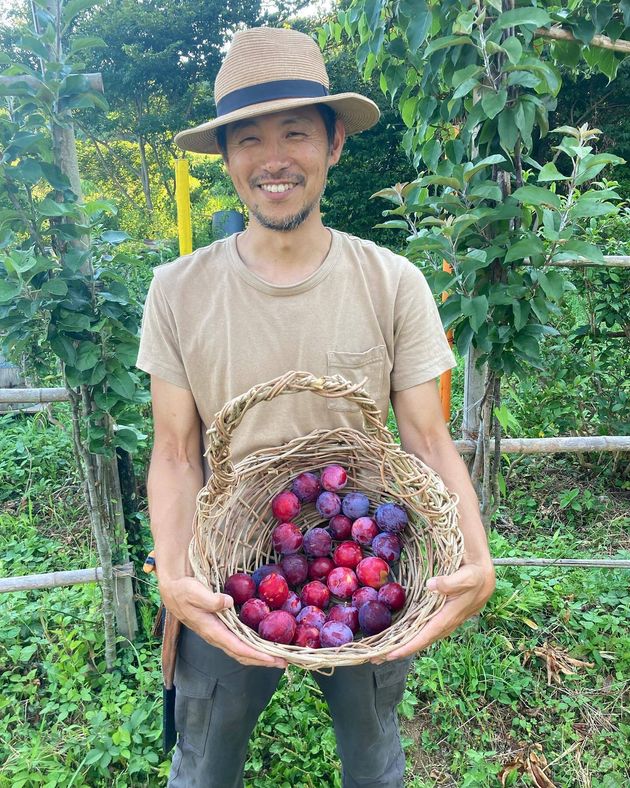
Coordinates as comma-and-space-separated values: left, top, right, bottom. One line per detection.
439, 294, 462, 329
74, 341, 101, 371
583, 46, 620, 81
504, 236, 545, 263
10, 159, 43, 184
571, 18, 596, 45
552, 241, 604, 264
498, 107, 519, 153
495, 8, 551, 29
455, 320, 474, 355
41, 279, 68, 296
481, 88, 507, 119
512, 300, 530, 331
467, 181, 502, 202
62, 0, 100, 27
69, 36, 107, 55
463, 155, 506, 182
401, 96, 417, 128
37, 198, 79, 217
100, 230, 130, 244
501, 36, 522, 65
424, 36, 473, 58
108, 368, 135, 400
537, 270, 565, 301
404, 0, 431, 51
17, 35, 49, 60
40, 162, 71, 191
537, 163, 569, 182
373, 220, 409, 230
50, 334, 77, 365
511, 185, 561, 209
551, 40, 581, 68
114, 427, 138, 453
461, 295, 488, 331
530, 293, 549, 323
0, 280, 22, 302
452, 77, 480, 100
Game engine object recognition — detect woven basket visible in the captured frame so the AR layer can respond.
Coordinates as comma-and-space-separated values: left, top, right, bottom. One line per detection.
190, 371, 464, 670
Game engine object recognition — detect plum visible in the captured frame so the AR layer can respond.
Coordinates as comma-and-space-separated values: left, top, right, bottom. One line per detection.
358, 601, 392, 636
293, 623, 321, 648
320, 464, 348, 492
333, 541, 363, 569
356, 557, 390, 590
258, 610, 296, 644
341, 492, 370, 520
224, 573, 256, 605
271, 490, 301, 522
327, 604, 359, 633
271, 522, 303, 555
296, 605, 326, 630
252, 563, 286, 588
291, 471, 321, 503
378, 582, 406, 612
320, 621, 354, 647
239, 598, 270, 630
280, 553, 309, 586
375, 502, 408, 533
281, 590, 302, 616
351, 516, 379, 546
328, 514, 353, 540
316, 491, 342, 519
326, 566, 359, 599
303, 527, 332, 557
308, 556, 335, 582
352, 586, 378, 609
258, 573, 289, 609
372, 532, 402, 563
300, 581, 330, 609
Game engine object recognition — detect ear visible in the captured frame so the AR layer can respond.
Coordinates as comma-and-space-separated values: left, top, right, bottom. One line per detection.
328, 117, 346, 166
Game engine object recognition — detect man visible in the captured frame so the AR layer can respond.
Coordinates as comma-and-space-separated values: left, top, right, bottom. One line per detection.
137, 26, 495, 788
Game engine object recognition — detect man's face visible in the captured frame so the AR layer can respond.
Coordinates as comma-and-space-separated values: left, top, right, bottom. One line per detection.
223, 106, 345, 233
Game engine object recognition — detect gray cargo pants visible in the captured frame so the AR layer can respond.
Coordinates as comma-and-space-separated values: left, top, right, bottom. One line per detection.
168, 626, 412, 787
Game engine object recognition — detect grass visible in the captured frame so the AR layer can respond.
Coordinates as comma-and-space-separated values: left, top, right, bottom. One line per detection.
0, 410, 628, 786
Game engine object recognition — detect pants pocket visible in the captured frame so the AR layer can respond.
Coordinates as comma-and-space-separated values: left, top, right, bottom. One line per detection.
373, 659, 412, 733
174, 656, 218, 758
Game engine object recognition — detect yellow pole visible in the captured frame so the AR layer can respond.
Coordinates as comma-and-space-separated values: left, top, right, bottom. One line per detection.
175, 159, 192, 256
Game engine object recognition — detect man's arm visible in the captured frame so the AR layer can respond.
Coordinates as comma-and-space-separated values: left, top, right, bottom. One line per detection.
148, 375, 286, 668
380, 379, 496, 661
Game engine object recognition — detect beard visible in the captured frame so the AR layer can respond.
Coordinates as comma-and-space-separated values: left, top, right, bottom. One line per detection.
249, 197, 318, 232
248, 173, 326, 232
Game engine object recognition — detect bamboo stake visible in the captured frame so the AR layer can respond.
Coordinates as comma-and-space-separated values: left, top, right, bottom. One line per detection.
493, 558, 630, 568
0, 563, 134, 593
537, 26, 630, 55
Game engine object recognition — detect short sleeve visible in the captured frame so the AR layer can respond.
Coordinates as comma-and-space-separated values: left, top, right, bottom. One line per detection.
136, 274, 191, 389
390, 262, 456, 391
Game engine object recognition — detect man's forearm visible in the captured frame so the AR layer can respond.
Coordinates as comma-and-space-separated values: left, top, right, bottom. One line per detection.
147, 450, 204, 583
403, 436, 493, 568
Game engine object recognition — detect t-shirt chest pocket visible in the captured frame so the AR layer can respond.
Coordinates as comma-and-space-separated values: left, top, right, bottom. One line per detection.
326, 345, 387, 412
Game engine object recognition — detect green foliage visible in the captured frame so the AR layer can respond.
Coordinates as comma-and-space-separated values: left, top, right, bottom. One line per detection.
322, 2, 628, 382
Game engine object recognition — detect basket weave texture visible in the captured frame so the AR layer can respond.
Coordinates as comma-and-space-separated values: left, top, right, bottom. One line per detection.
190, 371, 464, 670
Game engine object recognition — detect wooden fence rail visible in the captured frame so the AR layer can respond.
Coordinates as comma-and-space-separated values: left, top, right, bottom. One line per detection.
1, 556, 628, 595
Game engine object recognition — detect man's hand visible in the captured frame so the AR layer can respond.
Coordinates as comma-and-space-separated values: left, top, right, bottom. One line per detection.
160, 576, 287, 669
375, 558, 495, 663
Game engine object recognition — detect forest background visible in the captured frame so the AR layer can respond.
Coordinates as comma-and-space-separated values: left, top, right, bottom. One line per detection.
0, 0, 628, 786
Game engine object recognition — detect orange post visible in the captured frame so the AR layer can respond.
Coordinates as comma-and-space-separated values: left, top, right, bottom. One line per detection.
439, 260, 454, 423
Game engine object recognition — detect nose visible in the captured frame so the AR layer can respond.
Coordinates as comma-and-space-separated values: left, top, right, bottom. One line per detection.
260, 137, 292, 173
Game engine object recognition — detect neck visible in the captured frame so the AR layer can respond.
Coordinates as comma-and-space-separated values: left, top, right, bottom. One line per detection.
236, 214, 332, 285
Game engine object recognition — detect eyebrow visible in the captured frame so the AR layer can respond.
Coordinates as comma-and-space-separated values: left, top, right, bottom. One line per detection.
230, 114, 315, 135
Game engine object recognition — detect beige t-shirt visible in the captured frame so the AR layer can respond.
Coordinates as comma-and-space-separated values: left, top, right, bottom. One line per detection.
136, 229, 455, 471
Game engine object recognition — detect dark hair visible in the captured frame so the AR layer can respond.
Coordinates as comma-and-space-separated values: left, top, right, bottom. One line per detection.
216, 103, 337, 160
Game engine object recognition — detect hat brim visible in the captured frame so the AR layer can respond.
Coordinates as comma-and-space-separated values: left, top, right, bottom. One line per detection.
174, 93, 380, 154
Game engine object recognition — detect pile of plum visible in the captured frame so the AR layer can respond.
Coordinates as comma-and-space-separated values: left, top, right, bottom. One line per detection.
223, 464, 409, 649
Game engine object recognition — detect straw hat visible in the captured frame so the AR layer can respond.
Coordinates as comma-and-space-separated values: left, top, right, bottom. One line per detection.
174, 27, 380, 154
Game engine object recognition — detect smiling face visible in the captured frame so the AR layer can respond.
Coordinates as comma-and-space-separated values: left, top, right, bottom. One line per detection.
222, 106, 345, 233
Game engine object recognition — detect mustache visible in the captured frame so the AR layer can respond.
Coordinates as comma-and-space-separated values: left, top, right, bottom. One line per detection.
250, 173, 305, 187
